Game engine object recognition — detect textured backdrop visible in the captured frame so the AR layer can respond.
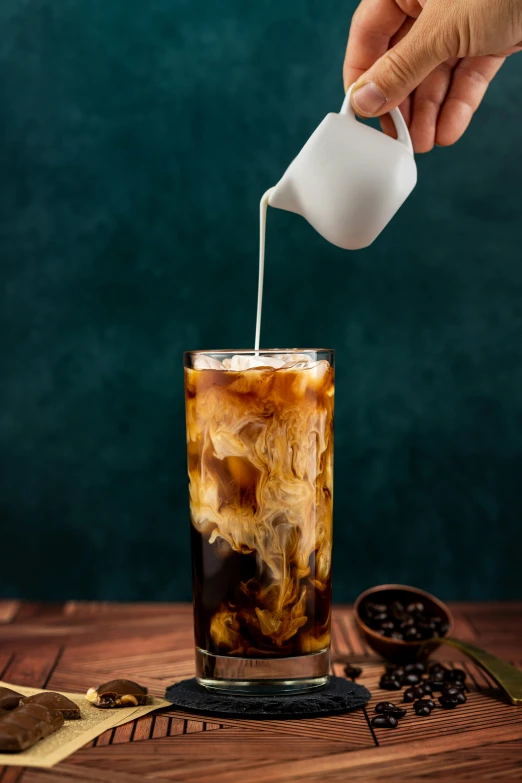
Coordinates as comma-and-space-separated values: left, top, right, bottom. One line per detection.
1, 0, 521, 602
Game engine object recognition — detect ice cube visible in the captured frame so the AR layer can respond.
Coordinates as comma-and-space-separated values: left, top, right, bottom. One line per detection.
223, 354, 286, 371
192, 354, 224, 370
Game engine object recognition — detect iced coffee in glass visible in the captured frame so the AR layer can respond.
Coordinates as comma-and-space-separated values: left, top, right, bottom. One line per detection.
184, 350, 334, 693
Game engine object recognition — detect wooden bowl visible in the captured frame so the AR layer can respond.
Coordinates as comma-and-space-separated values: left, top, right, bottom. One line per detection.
353, 584, 454, 663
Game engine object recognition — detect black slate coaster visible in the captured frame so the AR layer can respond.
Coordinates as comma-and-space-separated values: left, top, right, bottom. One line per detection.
165, 676, 371, 720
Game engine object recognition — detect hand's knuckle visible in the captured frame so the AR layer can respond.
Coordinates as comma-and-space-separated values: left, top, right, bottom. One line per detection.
384, 48, 417, 86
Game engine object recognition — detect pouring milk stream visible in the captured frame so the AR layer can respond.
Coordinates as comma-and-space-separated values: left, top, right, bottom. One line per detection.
254, 86, 417, 350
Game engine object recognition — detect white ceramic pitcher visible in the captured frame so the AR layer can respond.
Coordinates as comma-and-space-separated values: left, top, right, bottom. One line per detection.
268, 85, 417, 250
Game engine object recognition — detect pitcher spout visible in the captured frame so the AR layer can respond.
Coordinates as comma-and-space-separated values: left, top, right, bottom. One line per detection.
268, 175, 301, 216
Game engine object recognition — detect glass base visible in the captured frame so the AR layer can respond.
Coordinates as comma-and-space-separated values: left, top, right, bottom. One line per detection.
195, 647, 330, 695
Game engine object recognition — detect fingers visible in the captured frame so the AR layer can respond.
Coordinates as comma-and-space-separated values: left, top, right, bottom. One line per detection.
350, 3, 453, 118
343, 0, 407, 90
436, 55, 505, 146
408, 57, 458, 152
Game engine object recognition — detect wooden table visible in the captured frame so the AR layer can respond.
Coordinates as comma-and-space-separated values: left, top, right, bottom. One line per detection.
0, 601, 521, 782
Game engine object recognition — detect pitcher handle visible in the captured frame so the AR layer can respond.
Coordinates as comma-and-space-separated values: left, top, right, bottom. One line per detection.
340, 84, 414, 156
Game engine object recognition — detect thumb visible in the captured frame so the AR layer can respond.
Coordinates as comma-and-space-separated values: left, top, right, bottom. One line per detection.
351, 11, 450, 117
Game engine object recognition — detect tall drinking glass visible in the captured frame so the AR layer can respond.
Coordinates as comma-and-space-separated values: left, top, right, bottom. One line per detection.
184, 349, 334, 694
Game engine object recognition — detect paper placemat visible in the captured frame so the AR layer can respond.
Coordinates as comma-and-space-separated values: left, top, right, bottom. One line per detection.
0, 680, 170, 769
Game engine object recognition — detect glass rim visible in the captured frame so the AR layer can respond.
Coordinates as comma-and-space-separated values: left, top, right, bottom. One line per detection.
184, 348, 334, 356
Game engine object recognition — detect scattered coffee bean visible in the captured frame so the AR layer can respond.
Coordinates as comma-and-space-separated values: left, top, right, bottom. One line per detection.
454, 691, 467, 704
428, 662, 447, 676
371, 715, 398, 729
425, 678, 445, 692
385, 665, 405, 678
424, 699, 437, 710
403, 687, 418, 702
405, 662, 426, 675
414, 700, 432, 716
419, 682, 432, 695
403, 672, 421, 686
438, 696, 458, 709
403, 684, 431, 702
441, 686, 461, 700
375, 701, 396, 714
380, 674, 402, 690
445, 668, 466, 684
374, 702, 407, 718
344, 665, 362, 680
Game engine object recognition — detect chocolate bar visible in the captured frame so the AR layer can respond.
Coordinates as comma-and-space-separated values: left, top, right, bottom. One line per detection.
0, 687, 23, 711
86, 679, 148, 708
22, 692, 81, 719
0, 702, 64, 751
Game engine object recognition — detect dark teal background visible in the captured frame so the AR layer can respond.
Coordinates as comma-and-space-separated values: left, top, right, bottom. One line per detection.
1, 0, 521, 603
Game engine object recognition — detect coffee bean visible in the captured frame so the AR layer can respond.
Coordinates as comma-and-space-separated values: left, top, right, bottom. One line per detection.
424, 678, 445, 692
438, 696, 458, 709
385, 663, 405, 680
420, 682, 432, 695
380, 675, 402, 691
400, 618, 415, 630
407, 602, 425, 615
441, 686, 461, 700
390, 631, 404, 640
454, 691, 467, 704
428, 662, 447, 676
404, 627, 419, 641
374, 701, 396, 714
445, 668, 466, 684
424, 699, 436, 710
439, 622, 449, 635
374, 702, 406, 718
380, 621, 395, 632
414, 700, 432, 716
405, 662, 426, 675
373, 612, 388, 623
371, 715, 398, 729
344, 665, 362, 680
403, 672, 421, 685
403, 687, 419, 703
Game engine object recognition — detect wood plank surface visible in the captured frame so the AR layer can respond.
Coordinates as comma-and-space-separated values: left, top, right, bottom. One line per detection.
0, 602, 520, 782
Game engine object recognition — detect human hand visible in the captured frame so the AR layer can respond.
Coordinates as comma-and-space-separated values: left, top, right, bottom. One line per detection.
343, 0, 522, 152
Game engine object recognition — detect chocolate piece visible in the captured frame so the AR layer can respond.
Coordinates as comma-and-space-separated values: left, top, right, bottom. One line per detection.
0, 702, 63, 751
86, 679, 148, 708
22, 692, 81, 719
0, 687, 22, 711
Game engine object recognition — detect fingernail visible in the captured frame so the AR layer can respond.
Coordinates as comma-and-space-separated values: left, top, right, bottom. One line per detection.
352, 82, 387, 115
